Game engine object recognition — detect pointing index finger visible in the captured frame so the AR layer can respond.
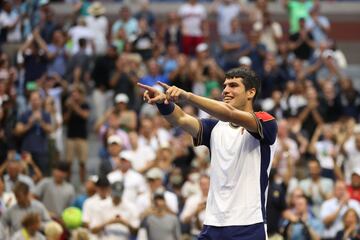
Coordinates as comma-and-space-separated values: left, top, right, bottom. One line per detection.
137, 83, 156, 92
157, 81, 170, 90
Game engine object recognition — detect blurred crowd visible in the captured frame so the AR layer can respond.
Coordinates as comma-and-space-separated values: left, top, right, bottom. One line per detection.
0, 0, 359, 239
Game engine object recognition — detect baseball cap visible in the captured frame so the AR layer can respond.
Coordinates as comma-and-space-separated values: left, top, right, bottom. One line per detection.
115, 93, 129, 104
146, 168, 164, 180
196, 43, 208, 53
96, 175, 110, 187
239, 56, 252, 66
107, 135, 122, 145
111, 181, 124, 197
120, 150, 135, 163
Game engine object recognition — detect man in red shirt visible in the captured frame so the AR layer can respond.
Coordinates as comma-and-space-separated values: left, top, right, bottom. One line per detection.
347, 168, 360, 202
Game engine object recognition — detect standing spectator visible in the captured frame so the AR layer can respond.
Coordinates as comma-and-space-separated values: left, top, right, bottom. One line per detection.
33, 161, 75, 218
112, 6, 138, 40
14, 91, 52, 176
132, 18, 154, 61
0, 1, 21, 43
289, 18, 316, 61
134, 0, 155, 30
47, 30, 67, 78
253, 11, 283, 54
164, 12, 182, 49
11, 212, 46, 240
67, 18, 95, 56
63, 85, 90, 183
141, 188, 181, 240
99, 135, 123, 177
178, 0, 207, 56
2, 182, 51, 236
39, 7, 57, 44
305, 6, 330, 44
18, 29, 48, 85
220, 18, 247, 71
91, 45, 117, 121
85, 1, 108, 55
320, 180, 360, 239
283, 0, 314, 34
210, 0, 242, 38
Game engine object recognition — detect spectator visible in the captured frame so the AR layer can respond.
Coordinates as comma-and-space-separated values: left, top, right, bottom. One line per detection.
2, 182, 51, 236
347, 169, 360, 202
335, 208, 360, 240
91, 181, 140, 239
299, 159, 333, 217
67, 17, 95, 56
99, 135, 123, 176
64, 85, 90, 183
320, 180, 360, 239
164, 12, 182, 49
134, 0, 156, 30
1, 159, 35, 193
112, 6, 138, 40
91, 44, 117, 121
220, 18, 247, 71
85, 1, 108, 55
107, 151, 147, 203
180, 174, 209, 238
132, 18, 154, 61
342, 124, 360, 184
178, 0, 207, 56
289, 18, 316, 61
11, 212, 45, 240
141, 188, 181, 240
33, 161, 75, 218
14, 91, 52, 176
47, 30, 67, 78
305, 6, 330, 44
0, 1, 21, 44
283, 0, 314, 34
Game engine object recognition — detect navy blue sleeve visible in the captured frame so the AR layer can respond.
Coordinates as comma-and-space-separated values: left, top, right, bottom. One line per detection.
248, 112, 278, 145
193, 118, 218, 149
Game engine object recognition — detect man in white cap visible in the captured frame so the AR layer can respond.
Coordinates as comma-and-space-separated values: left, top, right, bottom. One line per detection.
107, 151, 147, 203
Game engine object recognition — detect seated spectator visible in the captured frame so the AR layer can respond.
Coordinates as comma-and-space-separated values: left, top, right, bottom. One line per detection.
180, 175, 209, 238
335, 208, 360, 240
282, 196, 323, 240
299, 159, 333, 217
107, 151, 147, 203
141, 188, 181, 240
33, 161, 75, 218
1, 159, 35, 193
2, 182, 51, 236
11, 212, 45, 240
320, 180, 360, 239
91, 181, 140, 239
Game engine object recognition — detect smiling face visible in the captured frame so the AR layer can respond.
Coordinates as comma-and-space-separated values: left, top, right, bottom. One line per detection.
222, 77, 255, 110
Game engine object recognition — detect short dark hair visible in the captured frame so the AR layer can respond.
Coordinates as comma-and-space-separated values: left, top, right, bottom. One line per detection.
13, 181, 30, 195
225, 67, 261, 101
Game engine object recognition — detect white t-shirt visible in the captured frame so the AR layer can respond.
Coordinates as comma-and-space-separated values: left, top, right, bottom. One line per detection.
85, 15, 108, 55
180, 193, 206, 235
82, 194, 112, 228
315, 140, 336, 170
68, 25, 95, 55
128, 146, 156, 172
101, 199, 140, 240
0, 10, 21, 42
343, 137, 360, 183
178, 3, 207, 37
194, 112, 277, 226
216, 3, 241, 36
107, 170, 147, 202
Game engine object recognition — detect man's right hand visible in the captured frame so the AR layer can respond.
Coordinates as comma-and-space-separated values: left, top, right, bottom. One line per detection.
137, 83, 168, 104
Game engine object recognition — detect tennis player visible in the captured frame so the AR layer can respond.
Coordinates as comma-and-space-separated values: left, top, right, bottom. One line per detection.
138, 67, 278, 240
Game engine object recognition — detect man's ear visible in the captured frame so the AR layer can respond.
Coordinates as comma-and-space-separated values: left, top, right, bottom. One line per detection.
247, 88, 256, 100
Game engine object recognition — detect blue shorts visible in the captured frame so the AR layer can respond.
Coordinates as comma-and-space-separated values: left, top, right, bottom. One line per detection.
198, 223, 267, 240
